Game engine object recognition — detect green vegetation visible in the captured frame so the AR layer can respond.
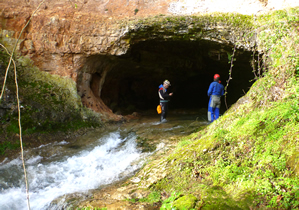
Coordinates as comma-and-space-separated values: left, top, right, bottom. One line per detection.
1, 5, 298, 210
0, 140, 20, 155
127, 191, 161, 203
0, 53, 103, 153
160, 192, 198, 210
160, 192, 182, 210
126, 7, 299, 210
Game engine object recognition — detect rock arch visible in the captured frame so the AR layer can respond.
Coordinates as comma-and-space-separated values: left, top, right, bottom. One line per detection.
76, 16, 258, 116
0, 9, 261, 119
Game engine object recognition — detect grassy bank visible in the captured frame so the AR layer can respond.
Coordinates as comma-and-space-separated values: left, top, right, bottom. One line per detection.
129, 8, 299, 210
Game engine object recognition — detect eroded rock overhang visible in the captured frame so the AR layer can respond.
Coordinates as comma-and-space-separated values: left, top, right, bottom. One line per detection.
0, 11, 260, 119
76, 15, 259, 116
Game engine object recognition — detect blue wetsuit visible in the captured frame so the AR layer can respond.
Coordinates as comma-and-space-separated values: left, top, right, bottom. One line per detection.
207, 81, 224, 122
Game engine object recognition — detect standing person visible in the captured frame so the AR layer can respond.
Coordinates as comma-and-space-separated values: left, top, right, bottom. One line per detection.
207, 74, 224, 122
158, 80, 173, 123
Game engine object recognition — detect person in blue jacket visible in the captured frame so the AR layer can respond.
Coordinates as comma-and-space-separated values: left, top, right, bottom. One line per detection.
158, 80, 173, 123
207, 74, 224, 122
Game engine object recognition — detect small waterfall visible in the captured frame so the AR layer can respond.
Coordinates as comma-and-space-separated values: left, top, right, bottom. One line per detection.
0, 131, 145, 210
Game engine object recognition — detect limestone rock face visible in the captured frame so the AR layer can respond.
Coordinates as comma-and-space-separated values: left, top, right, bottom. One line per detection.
1, 0, 298, 119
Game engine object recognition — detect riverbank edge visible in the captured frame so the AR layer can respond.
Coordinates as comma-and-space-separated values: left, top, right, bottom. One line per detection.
76, 7, 299, 210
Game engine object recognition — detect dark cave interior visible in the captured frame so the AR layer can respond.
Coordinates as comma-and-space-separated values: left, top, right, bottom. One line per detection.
95, 39, 258, 115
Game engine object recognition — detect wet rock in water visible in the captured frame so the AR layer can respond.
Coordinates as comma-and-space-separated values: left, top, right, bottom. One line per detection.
136, 136, 157, 152
49, 192, 91, 210
67, 145, 81, 150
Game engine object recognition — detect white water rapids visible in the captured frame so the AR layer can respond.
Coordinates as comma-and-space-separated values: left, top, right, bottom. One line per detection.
0, 131, 146, 210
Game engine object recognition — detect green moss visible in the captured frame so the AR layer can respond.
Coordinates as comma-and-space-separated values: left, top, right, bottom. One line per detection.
0, 140, 19, 155
200, 186, 255, 210
0, 54, 102, 145
173, 194, 197, 210
154, 96, 299, 208
160, 192, 182, 210
287, 150, 299, 176
140, 7, 299, 210
134, 191, 161, 204
1, 6, 298, 209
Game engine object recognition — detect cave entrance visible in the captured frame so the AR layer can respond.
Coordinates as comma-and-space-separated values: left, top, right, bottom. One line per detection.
98, 39, 257, 116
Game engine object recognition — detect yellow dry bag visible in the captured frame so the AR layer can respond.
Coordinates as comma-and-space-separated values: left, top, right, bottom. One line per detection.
157, 105, 162, 114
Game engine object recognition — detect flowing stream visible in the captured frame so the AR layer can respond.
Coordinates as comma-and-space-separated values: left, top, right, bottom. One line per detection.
0, 113, 207, 210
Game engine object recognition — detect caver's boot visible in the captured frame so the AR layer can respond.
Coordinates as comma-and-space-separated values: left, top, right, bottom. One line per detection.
161, 116, 167, 123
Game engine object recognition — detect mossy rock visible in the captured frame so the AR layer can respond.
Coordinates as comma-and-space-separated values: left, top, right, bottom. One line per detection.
173, 194, 197, 210
0, 54, 102, 138
287, 151, 299, 176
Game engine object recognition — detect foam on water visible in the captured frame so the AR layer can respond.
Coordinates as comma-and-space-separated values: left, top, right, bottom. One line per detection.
0, 131, 144, 210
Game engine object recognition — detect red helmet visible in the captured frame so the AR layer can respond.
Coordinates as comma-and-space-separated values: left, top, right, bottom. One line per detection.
214, 74, 220, 79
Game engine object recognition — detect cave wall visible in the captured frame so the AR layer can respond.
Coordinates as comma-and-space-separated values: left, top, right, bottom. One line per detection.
0, 0, 272, 118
